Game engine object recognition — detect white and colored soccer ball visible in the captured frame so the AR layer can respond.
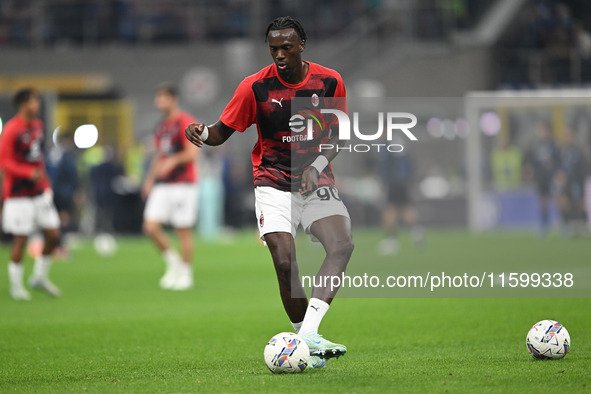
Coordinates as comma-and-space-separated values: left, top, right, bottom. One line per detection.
264, 332, 309, 374
526, 320, 570, 359
93, 233, 117, 257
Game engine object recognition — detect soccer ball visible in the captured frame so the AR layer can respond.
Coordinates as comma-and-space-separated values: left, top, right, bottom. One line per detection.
526, 320, 570, 359
94, 233, 117, 257
264, 332, 309, 374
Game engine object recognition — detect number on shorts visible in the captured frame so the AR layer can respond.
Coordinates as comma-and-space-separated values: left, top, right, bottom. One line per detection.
316, 187, 341, 201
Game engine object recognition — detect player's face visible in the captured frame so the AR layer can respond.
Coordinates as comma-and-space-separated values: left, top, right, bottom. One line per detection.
23, 92, 41, 117
155, 91, 177, 113
267, 29, 305, 82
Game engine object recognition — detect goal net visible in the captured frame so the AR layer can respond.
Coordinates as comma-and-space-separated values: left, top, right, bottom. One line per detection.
464, 89, 591, 232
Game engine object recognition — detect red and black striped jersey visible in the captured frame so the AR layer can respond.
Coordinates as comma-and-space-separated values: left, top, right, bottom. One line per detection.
0, 114, 50, 199
154, 111, 199, 184
220, 61, 347, 191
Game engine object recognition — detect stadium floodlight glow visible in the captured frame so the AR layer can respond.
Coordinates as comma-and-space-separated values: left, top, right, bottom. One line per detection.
52, 126, 61, 146
426, 117, 443, 138
455, 118, 470, 138
479, 111, 501, 136
74, 124, 99, 149
443, 119, 456, 140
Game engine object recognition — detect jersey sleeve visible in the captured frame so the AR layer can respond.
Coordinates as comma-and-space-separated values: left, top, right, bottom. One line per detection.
220, 78, 256, 132
334, 73, 347, 98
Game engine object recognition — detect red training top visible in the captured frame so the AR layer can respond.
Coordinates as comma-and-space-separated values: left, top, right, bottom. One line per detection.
220, 61, 347, 191
0, 114, 50, 200
154, 110, 199, 183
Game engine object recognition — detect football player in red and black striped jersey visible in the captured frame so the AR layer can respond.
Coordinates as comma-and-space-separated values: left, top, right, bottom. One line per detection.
0, 88, 61, 300
186, 17, 354, 367
143, 84, 200, 291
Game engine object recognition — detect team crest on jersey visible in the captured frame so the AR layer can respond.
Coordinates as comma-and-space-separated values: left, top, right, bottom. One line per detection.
311, 93, 319, 107
259, 213, 264, 228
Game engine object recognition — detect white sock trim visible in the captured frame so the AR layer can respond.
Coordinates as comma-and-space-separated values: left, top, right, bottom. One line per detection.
291, 321, 303, 334
178, 262, 193, 274
163, 249, 181, 268
8, 262, 25, 287
32, 255, 51, 279
298, 298, 330, 335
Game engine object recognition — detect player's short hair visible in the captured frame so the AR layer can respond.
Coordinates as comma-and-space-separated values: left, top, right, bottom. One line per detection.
156, 82, 178, 98
13, 88, 38, 108
265, 16, 307, 43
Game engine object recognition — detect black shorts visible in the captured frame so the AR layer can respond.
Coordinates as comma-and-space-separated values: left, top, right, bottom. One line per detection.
536, 180, 552, 197
387, 184, 410, 206
53, 196, 74, 213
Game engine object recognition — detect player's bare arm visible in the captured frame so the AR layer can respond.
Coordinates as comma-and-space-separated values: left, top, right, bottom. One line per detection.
142, 144, 198, 199
185, 120, 236, 147
155, 141, 199, 178
142, 155, 161, 199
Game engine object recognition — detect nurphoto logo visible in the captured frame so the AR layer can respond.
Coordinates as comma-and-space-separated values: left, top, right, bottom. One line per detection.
289, 105, 418, 152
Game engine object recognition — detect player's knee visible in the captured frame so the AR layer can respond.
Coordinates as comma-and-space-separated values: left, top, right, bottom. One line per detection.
143, 221, 159, 236
341, 238, 355, 259
271, 253, 295, 285
273, 256, 292, 277
326, 238, 354, 261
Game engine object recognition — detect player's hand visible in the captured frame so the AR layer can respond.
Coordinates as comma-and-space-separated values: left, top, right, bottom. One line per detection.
31, 168, 44, 182
300, 166, 319, 196
185, 123, 205, 148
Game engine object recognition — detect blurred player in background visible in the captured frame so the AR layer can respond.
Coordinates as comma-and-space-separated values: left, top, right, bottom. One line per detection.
47, 132, 79, 259
555, 128, 588, 236
142, 83, 199, 291
524, 122, 560, 236
378, 137, 424, 255
185, 16, 354, 368
0, 88, 61, 300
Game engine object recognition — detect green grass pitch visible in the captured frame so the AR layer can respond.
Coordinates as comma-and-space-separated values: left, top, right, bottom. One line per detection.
0, 230, 589, 393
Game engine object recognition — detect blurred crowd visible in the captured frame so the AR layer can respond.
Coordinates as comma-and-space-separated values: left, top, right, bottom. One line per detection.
496, 0, 591, 86
0, 0, 491, 47
524, 0, 590, 52
489, 121, 590, 236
